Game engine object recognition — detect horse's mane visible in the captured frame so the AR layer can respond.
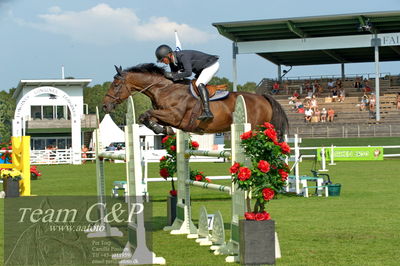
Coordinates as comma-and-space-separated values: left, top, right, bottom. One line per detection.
125, 63, 165, 76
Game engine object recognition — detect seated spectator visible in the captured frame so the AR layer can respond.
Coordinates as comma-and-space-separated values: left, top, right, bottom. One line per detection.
335, 79, 343, 89
304, 80, 312, 91
283, 81, 290, 95
327, 79, 334, 90
331, 88, 339, 101
312, 107, 321, 123
369, 93, 376, 111
272, 81, 280, 94
397, 92, 400, 110
312, 80, 319, 94
359, 94, 369, 111
363, 79, 371, 93
289, 90, 300, 104
303, 98, 311, 109
327, 108, 335, 122
294, 99, 303, 110
310, 95, 318, 111
297, 106, 305, 114
320, 108, 327, 122
338, 88, 346, 102
304, 107, 313, 123
353, 77, 362, 91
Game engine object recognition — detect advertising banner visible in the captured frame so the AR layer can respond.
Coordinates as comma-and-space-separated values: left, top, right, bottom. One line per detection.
317, 147, 384, 161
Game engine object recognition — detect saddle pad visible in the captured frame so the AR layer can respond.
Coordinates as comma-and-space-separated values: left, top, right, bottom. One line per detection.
189, 83, 229, 101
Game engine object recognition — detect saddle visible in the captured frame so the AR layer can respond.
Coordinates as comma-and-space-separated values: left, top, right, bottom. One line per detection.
190, 80, 229, 101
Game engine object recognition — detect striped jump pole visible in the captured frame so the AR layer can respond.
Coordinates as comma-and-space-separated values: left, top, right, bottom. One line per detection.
164, 95, 251, 263
92, 97, 165, 265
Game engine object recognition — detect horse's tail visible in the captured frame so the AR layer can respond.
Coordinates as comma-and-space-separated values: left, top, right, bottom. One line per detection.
262, 93, 289, 141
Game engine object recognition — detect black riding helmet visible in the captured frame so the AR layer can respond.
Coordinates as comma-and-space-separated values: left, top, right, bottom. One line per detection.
155, 44, 173, 62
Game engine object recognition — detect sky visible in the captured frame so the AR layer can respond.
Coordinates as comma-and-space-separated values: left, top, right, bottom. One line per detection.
1, 0, 400, 91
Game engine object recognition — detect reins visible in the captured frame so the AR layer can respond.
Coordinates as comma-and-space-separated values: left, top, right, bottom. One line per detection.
107, 78, 168, 103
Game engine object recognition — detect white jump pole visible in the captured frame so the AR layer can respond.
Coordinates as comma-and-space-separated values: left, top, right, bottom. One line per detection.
329, 144, 336, 165
294, 134, 300, 194
319, 147, 328, 172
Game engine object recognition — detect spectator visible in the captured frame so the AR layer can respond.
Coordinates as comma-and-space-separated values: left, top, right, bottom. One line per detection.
313, 107, 321, 123
310, 95, 318, 111
294, 99, 303, 112
327, 79, 334, 90
107, 143, 116, 151
369, 93, 376, 111
331, 88, 339, 102
397, 92, 400, 110
363, 79, 371, 93
81, 145, 88, 164
289, 90, 299, 104
284, 81, 290, 95
353, 77, 362, 91
335, 79, 343, 89
339, 88, 346, 102
304, 107, 313, 123
321, 108, 327, 123
312, 80, 319, 94
327, 108, 335, 122
272, 81, 280, 94
360, 94, 369, 111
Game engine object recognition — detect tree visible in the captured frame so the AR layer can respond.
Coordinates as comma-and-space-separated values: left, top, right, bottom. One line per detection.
0, 89, 16, 142
237, 82, 257, 92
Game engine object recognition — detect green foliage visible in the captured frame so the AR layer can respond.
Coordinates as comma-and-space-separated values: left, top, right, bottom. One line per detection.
208, 76, 233, 91
237, 81, 257, 92
83, 82, 151, 126
0, 89, 16, 142
158, 135, 207, 194
230, 122, 290, 215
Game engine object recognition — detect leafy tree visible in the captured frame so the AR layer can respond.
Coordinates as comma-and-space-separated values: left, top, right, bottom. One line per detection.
237, 82, 257, 92
0, 89, 16, 142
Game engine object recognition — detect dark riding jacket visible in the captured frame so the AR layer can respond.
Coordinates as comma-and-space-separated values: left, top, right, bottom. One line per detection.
169, 50, 219, 81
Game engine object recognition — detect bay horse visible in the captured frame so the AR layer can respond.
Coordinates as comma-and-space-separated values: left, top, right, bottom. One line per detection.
103, 64, 288, 139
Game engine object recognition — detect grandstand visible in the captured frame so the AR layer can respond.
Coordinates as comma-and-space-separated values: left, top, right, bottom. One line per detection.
256, 75, 400, 138
213, 11, 400, 137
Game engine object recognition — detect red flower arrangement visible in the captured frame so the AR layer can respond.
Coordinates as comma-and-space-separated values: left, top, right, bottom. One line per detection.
30, 166, 42, 180
230, 122, 290, 220
159, 135, 209, 196
0, 142, 12, 163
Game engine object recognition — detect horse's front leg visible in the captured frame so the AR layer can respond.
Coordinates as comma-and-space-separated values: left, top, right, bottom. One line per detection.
139, 111, 167, 135
139, 109, 184, 135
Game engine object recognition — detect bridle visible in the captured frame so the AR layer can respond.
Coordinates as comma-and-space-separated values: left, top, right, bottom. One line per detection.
106, 73, 165, 103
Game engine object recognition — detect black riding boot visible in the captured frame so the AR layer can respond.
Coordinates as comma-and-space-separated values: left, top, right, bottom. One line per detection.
197, 83, 214, 121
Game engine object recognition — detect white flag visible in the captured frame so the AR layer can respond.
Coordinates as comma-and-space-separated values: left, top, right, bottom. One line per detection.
175, 30, 182, 51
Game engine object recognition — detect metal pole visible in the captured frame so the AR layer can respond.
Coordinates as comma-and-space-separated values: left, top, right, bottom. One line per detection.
341, 63, 345, 80
374, 35, 381, 121
278, 64, 282, 83
232, 42, 238, 92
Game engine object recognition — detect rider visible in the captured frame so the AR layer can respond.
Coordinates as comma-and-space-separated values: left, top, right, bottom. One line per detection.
155, 44, 219, 121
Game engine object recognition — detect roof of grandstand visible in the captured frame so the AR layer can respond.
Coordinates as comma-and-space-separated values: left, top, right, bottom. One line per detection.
213, 11, 400, 66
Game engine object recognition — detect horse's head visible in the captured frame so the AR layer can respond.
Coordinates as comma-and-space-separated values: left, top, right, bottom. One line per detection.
103, 65, 132, 113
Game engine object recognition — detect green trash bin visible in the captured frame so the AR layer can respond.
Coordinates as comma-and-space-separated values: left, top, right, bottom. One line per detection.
328, 184, 341, 196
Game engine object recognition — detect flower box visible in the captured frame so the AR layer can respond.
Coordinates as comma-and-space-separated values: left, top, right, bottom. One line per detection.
167, 194, 177, 226
4, 177, 20, 198
239, 219, 275, 265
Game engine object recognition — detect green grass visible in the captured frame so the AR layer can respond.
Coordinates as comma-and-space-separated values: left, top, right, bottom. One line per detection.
1, 159, 400, 265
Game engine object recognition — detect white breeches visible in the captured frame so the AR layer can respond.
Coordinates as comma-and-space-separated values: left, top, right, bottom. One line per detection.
195, 61, 220, 86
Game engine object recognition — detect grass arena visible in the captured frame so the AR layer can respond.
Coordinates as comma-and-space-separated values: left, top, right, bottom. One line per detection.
0, 157, 398, 265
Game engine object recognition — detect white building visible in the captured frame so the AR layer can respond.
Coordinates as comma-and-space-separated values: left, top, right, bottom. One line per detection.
12, 79, 94, 164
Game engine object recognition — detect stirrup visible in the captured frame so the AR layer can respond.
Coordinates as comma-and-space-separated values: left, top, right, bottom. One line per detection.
198, 111, 214, 121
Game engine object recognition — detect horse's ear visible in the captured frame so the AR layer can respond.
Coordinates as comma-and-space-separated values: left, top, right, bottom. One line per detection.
114, 65, 123, 76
